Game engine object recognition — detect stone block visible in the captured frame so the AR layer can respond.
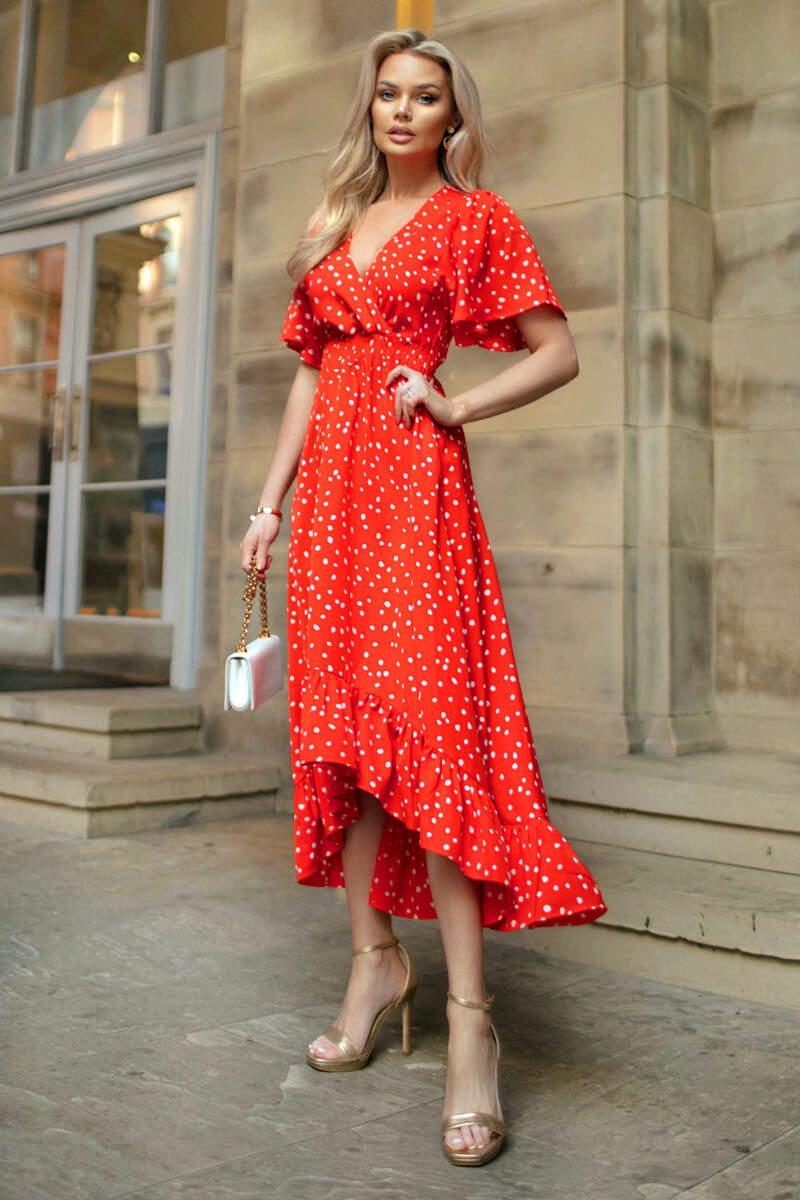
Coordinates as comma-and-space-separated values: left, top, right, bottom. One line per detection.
493, 546, 624, 711
714, 200, 800, 319
626, 0, 710, 98
669, 196, 712, 319
636, 547, 672, 712
242, 0, 394, 83
638, 308, 712, 428
669, 547, 714, 711
216, 203, 234, 290
241, 55, 360, 170
217, 127, 238, 211
203, 459, 225, 555
713, 91, 800, 210
229, 350, 302, 450
233, 252, 293, 356
208, 376, 228, 460
238, 156, 327, 262
213, 288, 231, 374
637, 196, 711, 318
223, 44, 241, 131
711, 0, 800, 101
715, 429, 800, 550
444, 0, 621, 109
515, 195, 625, 313
485, 84, 624, 209
715, 550, 800, 712
638, 195, 669, 311
669, 426, 713, 549
466, 426, 623, 546
712, 317, 800, 431
668, 87, 710, 209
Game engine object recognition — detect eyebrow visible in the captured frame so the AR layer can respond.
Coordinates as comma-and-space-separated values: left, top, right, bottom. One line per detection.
376, 79, 442, 90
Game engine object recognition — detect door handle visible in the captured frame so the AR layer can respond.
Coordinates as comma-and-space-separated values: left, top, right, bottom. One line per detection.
48, 387, 66, 461
69, 383, 82, 460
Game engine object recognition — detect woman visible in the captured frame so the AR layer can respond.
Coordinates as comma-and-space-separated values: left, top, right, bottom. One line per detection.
239, 27, 608, 1167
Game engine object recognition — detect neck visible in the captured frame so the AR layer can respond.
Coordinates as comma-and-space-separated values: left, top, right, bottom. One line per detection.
379, 165, 445, 201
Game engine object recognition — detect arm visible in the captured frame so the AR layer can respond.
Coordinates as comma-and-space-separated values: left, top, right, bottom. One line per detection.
450, 307, 578, 426
239, 360, 320, 573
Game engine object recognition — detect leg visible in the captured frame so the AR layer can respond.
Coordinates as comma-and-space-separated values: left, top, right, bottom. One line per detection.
426, 848, 499, 1154
307, 788, 409, 1060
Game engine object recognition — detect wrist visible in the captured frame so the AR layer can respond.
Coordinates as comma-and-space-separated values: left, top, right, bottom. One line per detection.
449, 394, 470, 426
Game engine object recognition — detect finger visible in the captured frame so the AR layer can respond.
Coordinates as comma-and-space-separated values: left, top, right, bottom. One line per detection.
385, 364, 407, 386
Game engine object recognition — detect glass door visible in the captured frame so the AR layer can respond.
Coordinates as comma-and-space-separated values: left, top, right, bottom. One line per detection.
0, 221, 79, 623
63, 189, 193, 626
0, 186, 198, 682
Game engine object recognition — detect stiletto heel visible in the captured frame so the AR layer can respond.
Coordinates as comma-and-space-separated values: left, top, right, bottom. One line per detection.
306, 936, 418, 1072
441, 991, 506, 1166
401, 983, 416, 1055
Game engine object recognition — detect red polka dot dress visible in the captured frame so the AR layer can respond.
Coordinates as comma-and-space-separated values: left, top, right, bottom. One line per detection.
279, 184, 608, 931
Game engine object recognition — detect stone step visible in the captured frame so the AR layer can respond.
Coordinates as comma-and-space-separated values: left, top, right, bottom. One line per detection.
542, 750, 800, 874
0, 687, 204, 759
522, 837, 800, 1011
0, 744, 285, 837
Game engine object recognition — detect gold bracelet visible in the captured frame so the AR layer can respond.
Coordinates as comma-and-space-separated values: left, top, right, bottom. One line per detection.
249, 505, 283, 522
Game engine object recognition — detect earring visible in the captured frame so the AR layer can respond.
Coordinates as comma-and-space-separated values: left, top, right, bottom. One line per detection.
442, 124, 457, 149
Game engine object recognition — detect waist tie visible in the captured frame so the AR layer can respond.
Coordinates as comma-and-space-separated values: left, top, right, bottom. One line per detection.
322, 329, 443, 389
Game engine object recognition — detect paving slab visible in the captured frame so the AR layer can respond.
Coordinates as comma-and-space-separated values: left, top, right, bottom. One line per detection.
1, 811, 798, 1200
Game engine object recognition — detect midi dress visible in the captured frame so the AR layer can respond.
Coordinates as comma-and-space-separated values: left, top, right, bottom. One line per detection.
279, 183, 608, 931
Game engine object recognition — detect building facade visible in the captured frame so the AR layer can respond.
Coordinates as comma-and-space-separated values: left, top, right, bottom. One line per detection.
0, 1, 797, 1006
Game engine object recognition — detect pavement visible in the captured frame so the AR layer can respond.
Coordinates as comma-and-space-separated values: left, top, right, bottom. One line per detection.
1, 810, 798, 1199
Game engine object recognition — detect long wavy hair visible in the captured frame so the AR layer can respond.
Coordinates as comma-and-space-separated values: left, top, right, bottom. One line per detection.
286, 27, 492, 286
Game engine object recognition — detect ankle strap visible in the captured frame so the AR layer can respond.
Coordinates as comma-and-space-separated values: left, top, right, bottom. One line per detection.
447, 990, 494, 1010
352, 936, 398, 956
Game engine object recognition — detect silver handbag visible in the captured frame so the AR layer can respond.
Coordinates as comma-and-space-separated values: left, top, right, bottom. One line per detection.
224, 558, 283, 711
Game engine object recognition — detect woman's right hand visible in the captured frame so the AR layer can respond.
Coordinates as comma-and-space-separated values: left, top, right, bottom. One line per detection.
240, 512, 281, 575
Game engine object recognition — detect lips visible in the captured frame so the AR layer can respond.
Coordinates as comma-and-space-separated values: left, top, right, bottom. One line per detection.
388, 127, 414, 136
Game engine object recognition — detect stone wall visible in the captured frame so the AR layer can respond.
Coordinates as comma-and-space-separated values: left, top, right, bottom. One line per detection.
710, 0, 800, 754
198, 0, 799, 768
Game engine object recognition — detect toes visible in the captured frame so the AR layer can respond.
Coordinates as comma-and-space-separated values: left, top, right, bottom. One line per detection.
308, 1036, 339, 1059
445, 1129, 464, 1150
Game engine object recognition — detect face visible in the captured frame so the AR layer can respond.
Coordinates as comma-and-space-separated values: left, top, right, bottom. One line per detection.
370, 51, 457, 164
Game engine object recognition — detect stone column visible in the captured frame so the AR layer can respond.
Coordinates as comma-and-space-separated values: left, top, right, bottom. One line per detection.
625, 0, 723, 753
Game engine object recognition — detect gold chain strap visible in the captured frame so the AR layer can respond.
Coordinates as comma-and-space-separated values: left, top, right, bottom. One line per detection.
236, 553, 270, 652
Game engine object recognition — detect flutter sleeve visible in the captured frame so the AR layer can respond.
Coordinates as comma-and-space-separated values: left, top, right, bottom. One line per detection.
279, 281, 324, 368
449, 191, 566, 351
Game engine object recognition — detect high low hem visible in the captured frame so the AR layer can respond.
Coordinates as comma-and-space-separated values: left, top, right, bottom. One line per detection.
291, 666, 608, 932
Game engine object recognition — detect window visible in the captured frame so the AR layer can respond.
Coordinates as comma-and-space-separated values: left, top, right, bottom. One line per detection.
2, 0, 227, 176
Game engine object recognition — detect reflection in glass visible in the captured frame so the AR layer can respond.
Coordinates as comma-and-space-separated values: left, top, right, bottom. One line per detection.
92, 216, 181, 354
0, 245, 65, 370
163, 1, 227, 131
0, 492, 49, 612
0, 3, 21, 175
0, 366, 58, 487
86, 350, 171, 484
30, 0, 148, 169
80, 487, 164, 617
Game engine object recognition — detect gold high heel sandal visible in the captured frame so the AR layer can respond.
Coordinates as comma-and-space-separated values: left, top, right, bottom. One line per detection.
305, 935, 418, 1072
441, 991, 506, 1166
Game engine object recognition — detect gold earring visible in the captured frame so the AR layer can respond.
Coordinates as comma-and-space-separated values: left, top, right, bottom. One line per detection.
442, 124, 457, 149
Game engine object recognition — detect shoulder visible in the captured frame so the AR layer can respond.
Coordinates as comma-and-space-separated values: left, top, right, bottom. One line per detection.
444, 187, 517, 234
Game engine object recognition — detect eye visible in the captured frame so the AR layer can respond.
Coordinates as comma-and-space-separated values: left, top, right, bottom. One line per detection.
418, 93, 435, 104
377, 89, 395, 100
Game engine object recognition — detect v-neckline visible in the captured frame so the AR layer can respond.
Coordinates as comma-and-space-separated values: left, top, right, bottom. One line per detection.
344, 183, 451, 279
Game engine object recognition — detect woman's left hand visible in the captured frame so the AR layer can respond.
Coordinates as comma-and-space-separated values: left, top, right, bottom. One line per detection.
385, 365, 460, 429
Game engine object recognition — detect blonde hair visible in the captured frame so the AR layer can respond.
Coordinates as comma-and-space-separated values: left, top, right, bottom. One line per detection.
287, 27, 492, 286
